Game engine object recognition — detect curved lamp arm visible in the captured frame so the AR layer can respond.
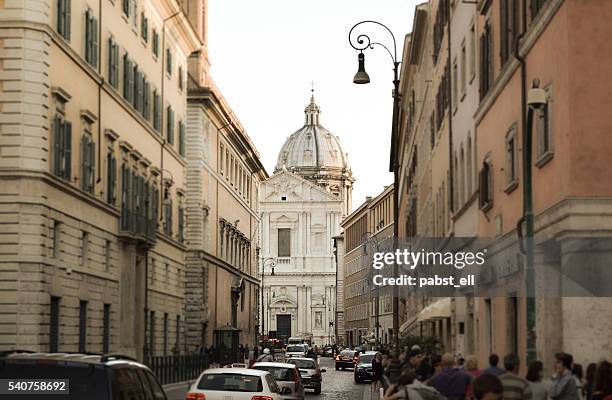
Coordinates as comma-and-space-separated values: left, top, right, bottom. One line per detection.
348, 20, 399, 64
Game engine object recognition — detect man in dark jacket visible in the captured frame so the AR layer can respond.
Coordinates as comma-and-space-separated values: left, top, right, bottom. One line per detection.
428, 353, 471, 400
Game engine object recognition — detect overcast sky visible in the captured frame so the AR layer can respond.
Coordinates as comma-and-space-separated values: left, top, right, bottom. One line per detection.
208, 0, 420, 212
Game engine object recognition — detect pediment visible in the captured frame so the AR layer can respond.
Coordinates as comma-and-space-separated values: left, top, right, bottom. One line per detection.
261, 169, 341, 203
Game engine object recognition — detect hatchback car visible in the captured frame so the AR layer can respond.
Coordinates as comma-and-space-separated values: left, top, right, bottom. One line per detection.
285, 357, 325, 395
335, 349, 357, 370
284, 344, 308, 359
0, 350, 167, 400
187, 368, 286, 400
252, 362, 304, 400
354, 351, 377, 383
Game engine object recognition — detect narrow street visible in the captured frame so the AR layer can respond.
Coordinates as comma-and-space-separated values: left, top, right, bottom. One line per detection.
164, 356, 373, 400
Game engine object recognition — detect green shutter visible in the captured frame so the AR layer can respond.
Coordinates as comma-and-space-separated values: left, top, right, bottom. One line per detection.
64, 121, 72, 180
179, 121, 185, 156
81, 135, 88, 190
53, 116, 61, 175
92, 17, 98, 67
65, 0, 71, 40
88, 138, 95, 192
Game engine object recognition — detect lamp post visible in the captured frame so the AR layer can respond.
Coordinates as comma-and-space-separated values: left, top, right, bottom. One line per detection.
260, 256, 277, 344
518, 79, 547, 364
362, 232, 381, 349
349, 20, 401, 352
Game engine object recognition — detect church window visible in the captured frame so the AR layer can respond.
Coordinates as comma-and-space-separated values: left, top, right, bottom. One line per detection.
277, 228, 290, 257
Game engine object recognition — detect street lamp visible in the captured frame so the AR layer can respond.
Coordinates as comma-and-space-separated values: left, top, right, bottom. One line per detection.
518, 79, 547, 364
349, 20, 401, 352
260, 256, 277, 343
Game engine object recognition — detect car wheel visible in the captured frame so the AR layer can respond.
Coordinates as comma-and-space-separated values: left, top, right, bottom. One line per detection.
341, 367, 345, 371
335, 365, 339, 370
314, 385, 321, 395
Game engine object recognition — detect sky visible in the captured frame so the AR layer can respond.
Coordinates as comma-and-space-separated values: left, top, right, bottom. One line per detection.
208, 0, 421, 212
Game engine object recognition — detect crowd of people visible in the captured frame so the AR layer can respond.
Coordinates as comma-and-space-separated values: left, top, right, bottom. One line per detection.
364, 346, 612, 400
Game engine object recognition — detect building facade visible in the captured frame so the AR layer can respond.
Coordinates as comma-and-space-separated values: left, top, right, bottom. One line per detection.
395, 0, 612, 371
259, 95, 352, 346
341, 185, 394, 349
0, 0, 200, 359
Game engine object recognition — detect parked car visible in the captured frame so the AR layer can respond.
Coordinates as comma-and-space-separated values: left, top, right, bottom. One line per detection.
285, 357, 325, 395
284, 344, 308, 359
187, 368, 286, 400
0, 350, 167, 400
335, 349, 358, 370
354, 351, 377, 383
252, 362, 305, 400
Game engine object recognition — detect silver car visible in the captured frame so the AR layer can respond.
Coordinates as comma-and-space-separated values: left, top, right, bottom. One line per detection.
252, 362, 305, 400
285, 357, 326, 395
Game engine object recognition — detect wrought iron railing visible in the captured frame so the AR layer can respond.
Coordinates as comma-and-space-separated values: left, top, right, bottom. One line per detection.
146, 354, 210, 385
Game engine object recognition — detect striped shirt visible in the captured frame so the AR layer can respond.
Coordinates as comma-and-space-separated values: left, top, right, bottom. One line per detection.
500, 372, 534, 400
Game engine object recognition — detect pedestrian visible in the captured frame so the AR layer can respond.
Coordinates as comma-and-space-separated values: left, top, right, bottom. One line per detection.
574, 364, 585, 400
549, 353, 580, 400
383, 371, 445, 400
372, 352, 384, 392
526, 360, 549, 400
473, 374, 504, 400
585, 363, 598, 400
466, 355, 483, 400
499, 354, 533, 400
484, 354, 506, 376
402, 349, 424, 376
256, 348, 274, 362
591, 361, 612, 400
428, 353, 471, 400
387, 350, 403, 384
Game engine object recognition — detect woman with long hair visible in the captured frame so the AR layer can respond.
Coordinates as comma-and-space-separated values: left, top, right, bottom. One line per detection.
526, 360, 549, 400
585, 363, 598, 400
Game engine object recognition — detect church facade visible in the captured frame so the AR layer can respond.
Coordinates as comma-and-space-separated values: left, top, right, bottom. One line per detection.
259, 95, 354, 346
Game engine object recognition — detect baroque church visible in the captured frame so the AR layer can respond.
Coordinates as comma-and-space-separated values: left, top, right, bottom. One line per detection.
259, 94, 354, 346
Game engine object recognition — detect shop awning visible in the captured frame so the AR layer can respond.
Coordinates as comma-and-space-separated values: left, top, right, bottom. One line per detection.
417, 297, 451, 321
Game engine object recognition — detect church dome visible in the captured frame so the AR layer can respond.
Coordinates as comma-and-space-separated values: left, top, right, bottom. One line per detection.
275, 95, 350, 173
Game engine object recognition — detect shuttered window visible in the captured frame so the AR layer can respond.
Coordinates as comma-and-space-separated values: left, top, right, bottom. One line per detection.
163, 198, 173, 236
133, 65, 141, 111
531, 0, 547, 20
178, 203, 184, 243
123, 54, 133, 102
122, 0, 130, 17
152, 30, 159, 57
153, 90, 161, 132
479, 22, 493, 100
178, 120, 185, 156
166, 106, 174, 144
52, 115, 72, 181
278, 228, 291, 257
149, 184, 159, 238
163, 313, 168, 355
107, 150, 117, 205
120, 164, 130, 231
500, 0, 518, 66
78, 300, 88, 352
149, 311, 155, 356
80, 134, 95, 193
49, 297, 60, 352
141, 13, 148, 42
56, 0, 71, 41
166, 48, 172, 76
479, 161, 493, 210
143, 79, 150, 120
103, 304, 110, 353
108, 37, 120, 88
84, 9, 98, 67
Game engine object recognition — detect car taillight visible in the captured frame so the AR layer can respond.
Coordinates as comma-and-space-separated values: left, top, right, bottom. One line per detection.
251, 397, 274, 400
185, 392, 205, 400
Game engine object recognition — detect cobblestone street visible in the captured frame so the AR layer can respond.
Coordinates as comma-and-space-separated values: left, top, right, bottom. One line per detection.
164, 356, 373, 400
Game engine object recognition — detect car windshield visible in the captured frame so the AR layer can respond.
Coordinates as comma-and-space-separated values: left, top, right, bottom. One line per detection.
359, 354, 375, 363
197, 373, 263, 392
340, 351, 355, 356
287, 359, 316, 369
253, 366, 294, 381
0, 361, 109, 400
286, 346, 305, 352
